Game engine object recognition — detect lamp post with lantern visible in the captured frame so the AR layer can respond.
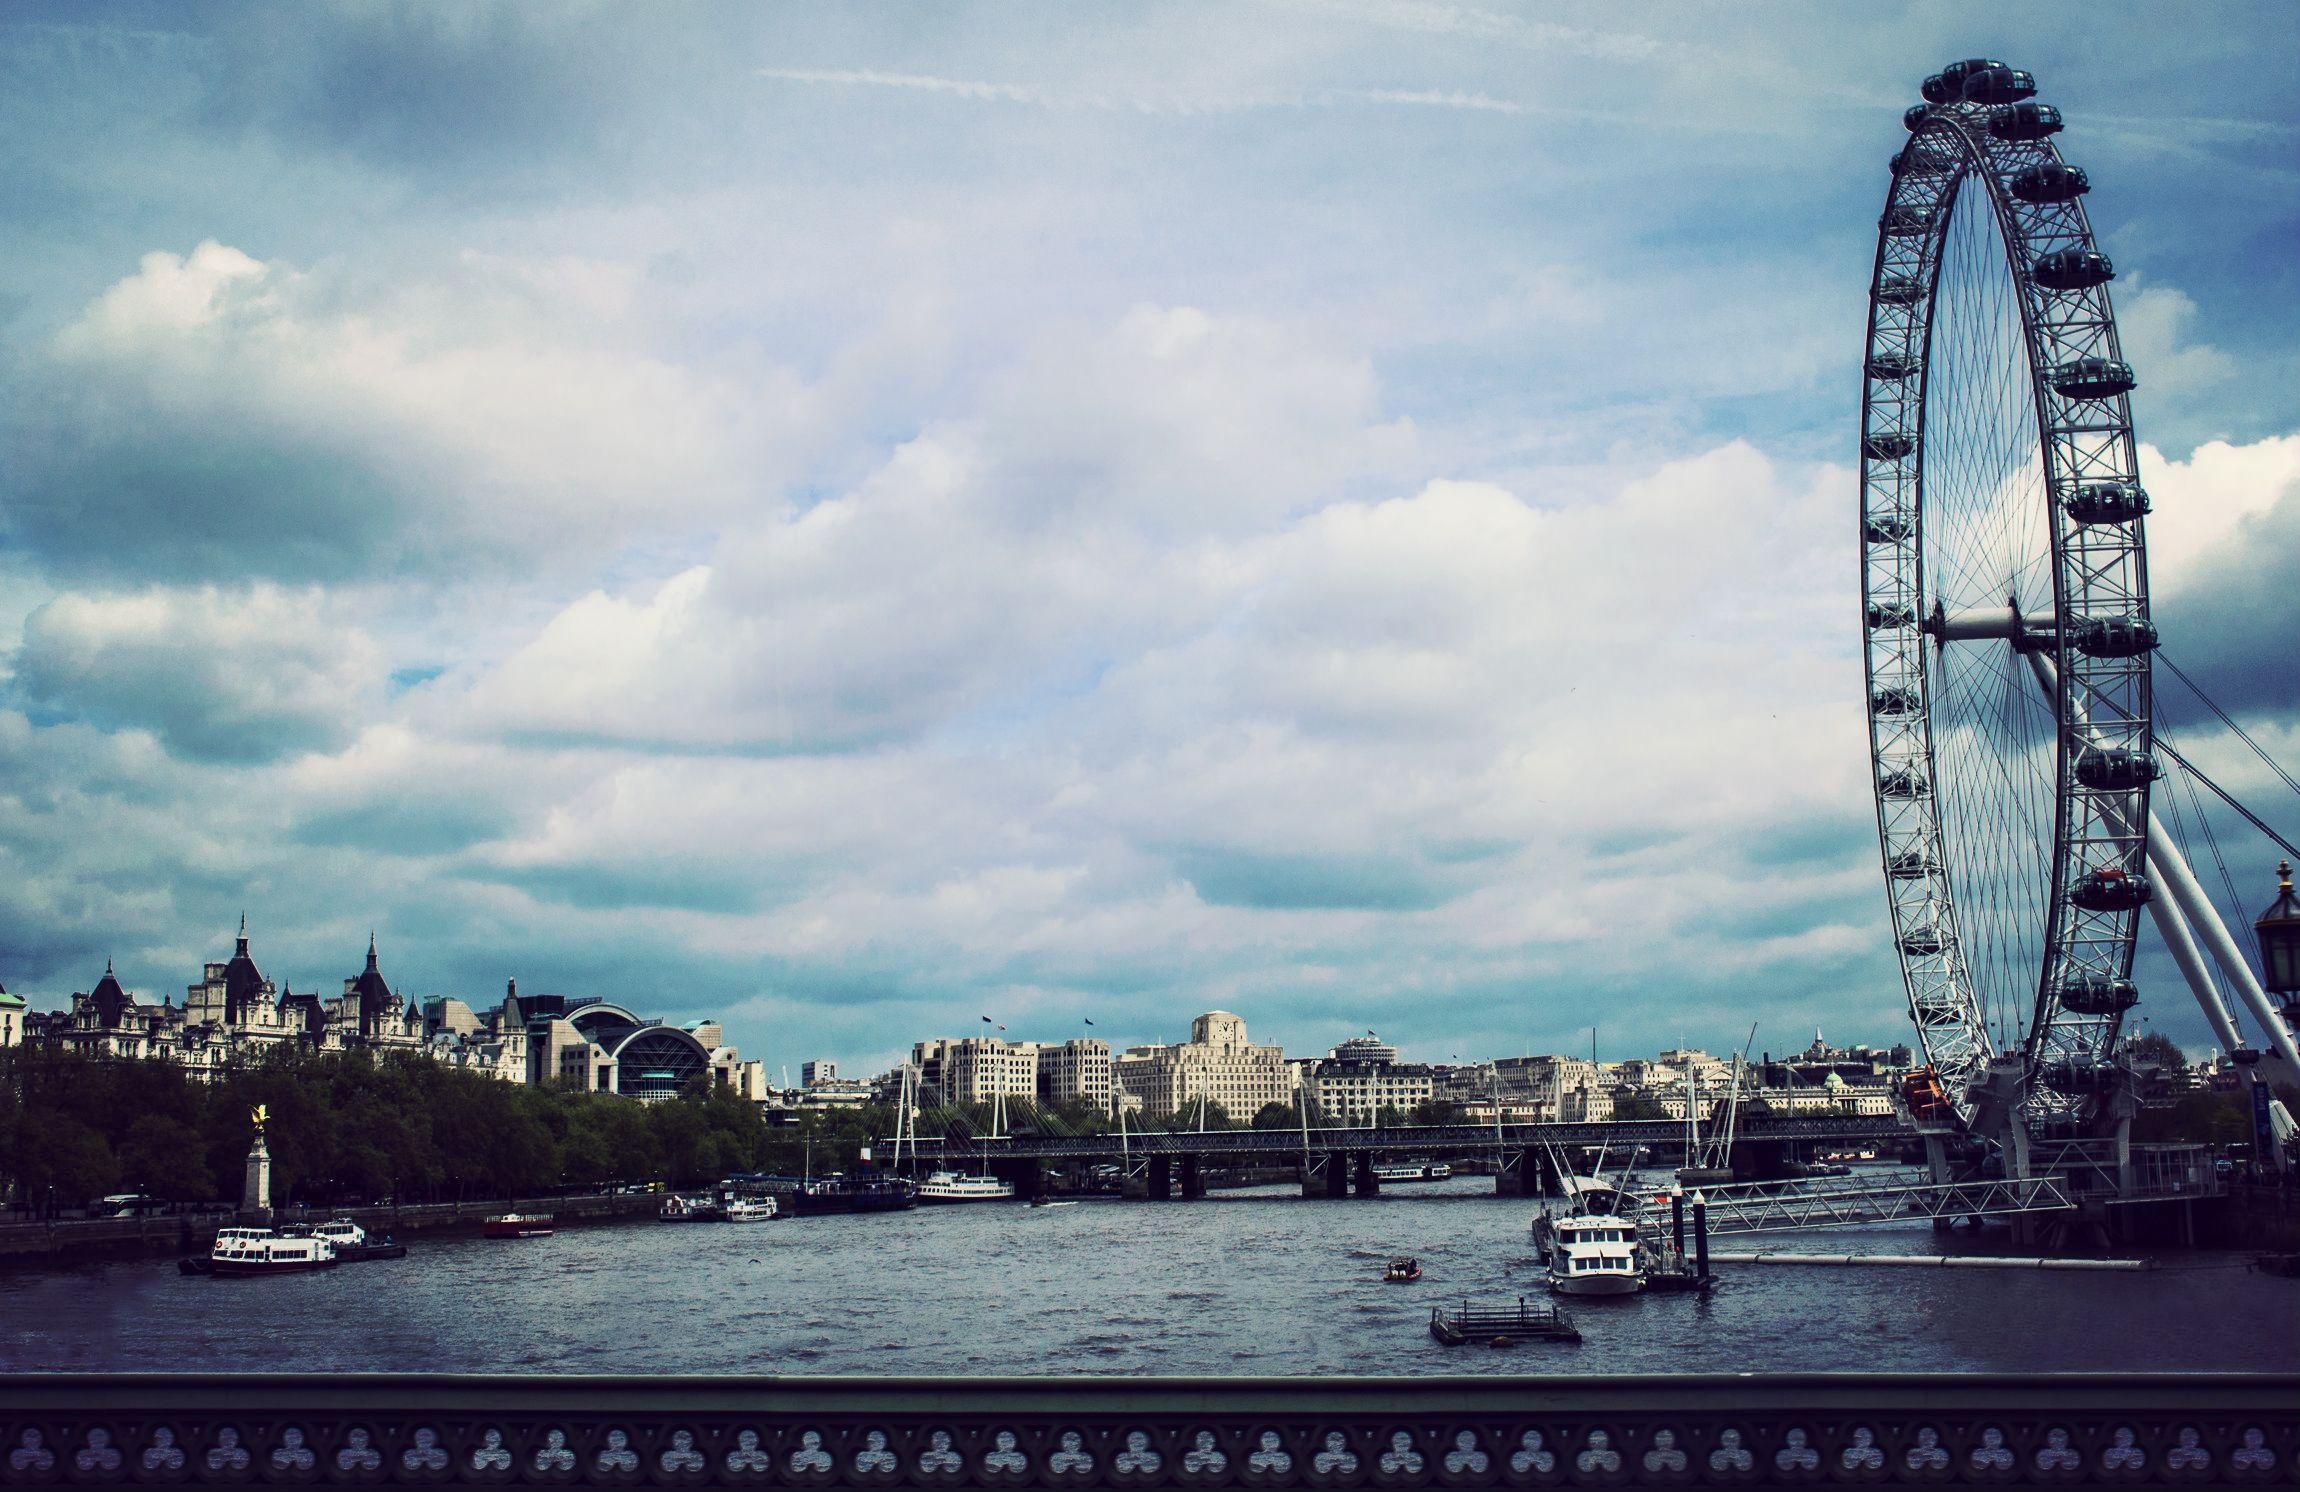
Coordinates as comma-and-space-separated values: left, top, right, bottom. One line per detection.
2249, 860, 2300, 1176
2254, 861, 2300, 1012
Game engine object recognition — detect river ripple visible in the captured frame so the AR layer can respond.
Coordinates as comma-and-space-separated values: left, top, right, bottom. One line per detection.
5, 1178, 2295, 1373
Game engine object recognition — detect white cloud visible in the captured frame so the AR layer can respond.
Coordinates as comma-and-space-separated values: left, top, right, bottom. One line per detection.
2140, 433, 2300, 597
463, 306, 1414, 751
12, 241, 786, 579
13, 584, 385, 762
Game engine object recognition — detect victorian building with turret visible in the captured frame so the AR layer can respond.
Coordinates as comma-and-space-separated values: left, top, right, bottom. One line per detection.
26, 920, 426, 1078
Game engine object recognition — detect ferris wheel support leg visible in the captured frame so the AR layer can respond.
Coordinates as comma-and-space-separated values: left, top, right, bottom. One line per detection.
2144, 878, 2248, 1058
2019, 646, 2300, 1073
2143, 810, 2300, 1075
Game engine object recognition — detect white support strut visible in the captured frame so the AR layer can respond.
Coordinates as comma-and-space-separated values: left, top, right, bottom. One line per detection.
2014, 645, 2300, 1076
2147, 887, 2245, 1056
2144, 809, 2300, 1075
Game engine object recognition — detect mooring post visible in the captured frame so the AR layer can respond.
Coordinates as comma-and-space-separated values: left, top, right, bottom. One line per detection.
1692, 1193, 1710, 1280
1672, 1192, 1686, 1262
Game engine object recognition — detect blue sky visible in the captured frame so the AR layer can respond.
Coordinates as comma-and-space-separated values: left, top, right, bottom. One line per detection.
1, 3, 2294, 1075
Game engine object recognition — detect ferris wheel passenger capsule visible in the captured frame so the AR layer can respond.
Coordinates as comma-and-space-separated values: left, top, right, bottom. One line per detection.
2072, 867, 2153, 912
2032, 248, 2114, 290
2072, 615, 2158, 658
1878, 768, 1931, 801
1886, 849, 1938, 880
1988, 102, 2062, 141
1903, 104, 1932, 131
1880, 204, 1936, 236
1962, 67, 2037, 105
2074, 746, 2160, 792
1871, 686, 1922, 717
2053, 973, 2139, 1015
2012, 163, 2091, 203
1890, 145, 1951, 178
2038, 1058, 2116, 1095
1864, 513, 1913, 544
1936, 58, 2008, 96
1899, 925, 1946, 957
2050, 357, 2137, 400
1920, 74, 1957, 105
2064, 482, 2149, 525
1863, 432, 1915, 462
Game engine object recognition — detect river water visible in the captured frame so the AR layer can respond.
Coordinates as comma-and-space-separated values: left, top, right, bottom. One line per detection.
5, 1177, 2295, 1373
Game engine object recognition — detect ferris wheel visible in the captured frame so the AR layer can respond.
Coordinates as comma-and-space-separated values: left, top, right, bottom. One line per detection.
1859, 58, 2160, 1132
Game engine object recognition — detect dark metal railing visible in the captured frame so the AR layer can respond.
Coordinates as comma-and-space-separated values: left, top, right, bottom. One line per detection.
2, 1374, 2289, 1486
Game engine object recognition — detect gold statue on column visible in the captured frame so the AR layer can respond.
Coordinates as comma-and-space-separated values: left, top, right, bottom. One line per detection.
251, 1103, 269, 1135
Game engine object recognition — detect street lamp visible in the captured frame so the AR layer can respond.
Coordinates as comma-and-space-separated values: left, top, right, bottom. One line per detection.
2255, 859, 2300, 1018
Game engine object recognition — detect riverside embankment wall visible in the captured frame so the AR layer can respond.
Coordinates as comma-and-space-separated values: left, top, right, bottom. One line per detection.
0, 1192, 662, 1263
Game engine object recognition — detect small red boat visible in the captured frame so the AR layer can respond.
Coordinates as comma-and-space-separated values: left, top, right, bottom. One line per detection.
1384, 1256, 1422, 1283
482, 1212, 555, 1239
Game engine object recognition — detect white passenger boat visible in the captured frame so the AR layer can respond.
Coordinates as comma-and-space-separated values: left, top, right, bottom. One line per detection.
1371, 1162, 1452, 1183
1544, 1214, 1644, 1296
722, 1194, 778, 1222
314, 1218, 366, 1251
1530, 1152, 1649, 1295
208, 1227, 338, 1277
916, 1170, 1018, 1204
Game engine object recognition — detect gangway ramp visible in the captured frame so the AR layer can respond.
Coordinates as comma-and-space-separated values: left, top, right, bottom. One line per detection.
1666, 1172, 2074, 1237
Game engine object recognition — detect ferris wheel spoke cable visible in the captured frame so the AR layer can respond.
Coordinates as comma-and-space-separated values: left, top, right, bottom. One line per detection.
2152, 732, 2300, 866
2182, 746, 2262, 957
2167, 734, 2257, 1001
2158, 650, 2300, 807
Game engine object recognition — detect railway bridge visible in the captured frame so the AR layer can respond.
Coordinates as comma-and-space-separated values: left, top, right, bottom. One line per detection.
885, 1112, 1910, 1199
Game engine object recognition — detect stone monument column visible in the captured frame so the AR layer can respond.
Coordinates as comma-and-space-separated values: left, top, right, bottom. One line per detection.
242, 1106, 273, 1224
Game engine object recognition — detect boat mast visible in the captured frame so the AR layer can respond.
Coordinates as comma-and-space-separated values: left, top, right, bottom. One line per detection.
1684, 1050, 1699, 1166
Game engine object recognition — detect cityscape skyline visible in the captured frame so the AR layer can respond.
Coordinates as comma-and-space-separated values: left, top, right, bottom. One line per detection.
0, 7, 2293, 1079
6, 909, 1938, 1081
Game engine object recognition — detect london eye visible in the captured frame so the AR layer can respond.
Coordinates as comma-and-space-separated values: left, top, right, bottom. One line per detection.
1860, 58, 2300, 1140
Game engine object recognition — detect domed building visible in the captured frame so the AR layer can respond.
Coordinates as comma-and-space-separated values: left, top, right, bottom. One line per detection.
520, 996, 748, 1101
19, 923, 760, 1099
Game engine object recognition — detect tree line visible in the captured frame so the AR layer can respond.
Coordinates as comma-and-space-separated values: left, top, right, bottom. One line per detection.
0, 1047, 890, 1216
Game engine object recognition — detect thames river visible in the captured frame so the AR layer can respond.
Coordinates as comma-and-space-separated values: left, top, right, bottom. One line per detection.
5, 1178, 2295, 1373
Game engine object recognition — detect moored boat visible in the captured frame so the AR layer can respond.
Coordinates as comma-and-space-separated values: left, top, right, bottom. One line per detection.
916, 1170, 1018, 1204
722, 1194, 778, 1222
315, 1217, 406, 1262
1371, 1162, 1453, 1184
207, 1226, 338, 1276
782, 1175, 917, 1216
1545, 1214, 1644, 1296
482, 1212, 555, 1239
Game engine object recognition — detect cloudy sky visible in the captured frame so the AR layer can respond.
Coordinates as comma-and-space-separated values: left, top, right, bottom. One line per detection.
2, 3, 2295, 1075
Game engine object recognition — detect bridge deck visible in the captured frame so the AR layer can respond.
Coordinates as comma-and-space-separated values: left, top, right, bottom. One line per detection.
890, 1113, 1908, 1159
